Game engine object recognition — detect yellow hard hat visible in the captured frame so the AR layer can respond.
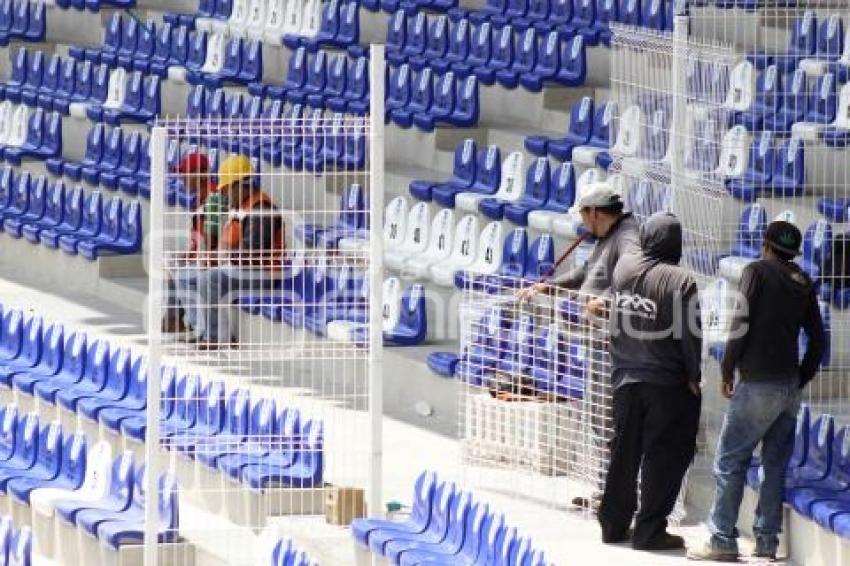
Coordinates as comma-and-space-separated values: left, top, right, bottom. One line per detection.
217, 155, 253, 190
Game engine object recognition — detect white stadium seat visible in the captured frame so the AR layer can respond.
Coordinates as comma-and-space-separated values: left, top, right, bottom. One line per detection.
432, 220, 501, 287
427, 214, 479, 284
401, 208, 454, 279
455, 151, 524, 212
385, 202, 431, 271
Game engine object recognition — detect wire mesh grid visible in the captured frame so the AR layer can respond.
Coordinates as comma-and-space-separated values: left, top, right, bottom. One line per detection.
145, 106, 381, 565
456, 275, 689, 525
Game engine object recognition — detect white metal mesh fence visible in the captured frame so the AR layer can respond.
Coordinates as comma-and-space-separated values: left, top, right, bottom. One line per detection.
145, 47, 383, 564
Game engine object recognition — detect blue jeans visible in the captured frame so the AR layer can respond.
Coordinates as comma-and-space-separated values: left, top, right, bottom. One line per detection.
173, 266, 275, 342
708, 379, 802, 554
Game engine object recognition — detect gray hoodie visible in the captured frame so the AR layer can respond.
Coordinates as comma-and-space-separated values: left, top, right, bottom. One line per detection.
608, 213, 702, 389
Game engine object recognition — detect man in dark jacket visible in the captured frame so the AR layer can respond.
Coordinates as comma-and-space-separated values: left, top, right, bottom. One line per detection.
599, 212, 702, 551
689, 221, 825, 562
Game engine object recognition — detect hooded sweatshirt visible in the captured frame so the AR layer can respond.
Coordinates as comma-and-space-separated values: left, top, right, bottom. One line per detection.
721, 256, 825, 387
608, 213, 702, 389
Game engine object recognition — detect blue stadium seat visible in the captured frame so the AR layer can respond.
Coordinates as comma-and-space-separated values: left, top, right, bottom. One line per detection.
77, 200, 142, 260
785, 415, 835, 489
55, 345, 124, 415
411, 15, 448, 70
727, 131, 776, 202
480, 157, 549, 221
688, 203, 766, 275
287, 50, 328, 104
193, 389, 256, 468
0, 406, 18, 463
532, 326, 586, 399
494, 27, 534, 89
98, 364, 164, 435
0, 420, 62, 494
0, 315, 45, 381
328, 55, 369, 113
101, 132, 141, 189
525, 96, 594, 159
55, 193, 108, 255
298, 184, 367, 247
9, 431, 86, 506
216, 406, 298, 479
2, 175, 46, 237
0, 171, 32, 226
19, 179, 65, 243
33, 338, 107, 406
0, 309, 25, 362
353, 470, 434, 546
369, 481, 456, 556
240, 419, 324, 489
443, 308, 510, 383
30, 54, 59, 109
734, 65, 782, 131
392, 67, 433, 128
204, 396, 277, 474
409, 138, 476, 201
384, 10, 408, 64
0, 412, 38, 480
54, 450, 135, 527
433, 144, 500, 208
449, 0, 507, 23
431, 19, 469, 74
800, 219, 832, 282
0, 322, 60, 391
806, 14, 844, 67
13, 329, 86, 399
383, 284, 427, 346
454, 21, 493, 79
96, 470, 179, 550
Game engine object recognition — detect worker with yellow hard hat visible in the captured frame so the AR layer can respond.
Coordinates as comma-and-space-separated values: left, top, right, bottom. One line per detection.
172, 154, 285, 350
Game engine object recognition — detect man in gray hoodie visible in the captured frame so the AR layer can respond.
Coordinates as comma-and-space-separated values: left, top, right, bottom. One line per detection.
599, 212, 702, 551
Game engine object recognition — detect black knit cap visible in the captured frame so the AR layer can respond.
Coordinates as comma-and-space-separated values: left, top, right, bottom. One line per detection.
764, 220, 802, 257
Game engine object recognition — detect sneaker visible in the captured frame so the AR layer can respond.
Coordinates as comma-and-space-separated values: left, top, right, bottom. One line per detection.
687, 541, 739, 561
633, 532, 685, 551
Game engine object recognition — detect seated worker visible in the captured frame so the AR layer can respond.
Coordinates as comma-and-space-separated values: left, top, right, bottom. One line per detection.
177, 155, 285, 349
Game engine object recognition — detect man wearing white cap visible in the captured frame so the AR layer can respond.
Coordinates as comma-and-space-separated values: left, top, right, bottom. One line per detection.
518, 181, 640, 510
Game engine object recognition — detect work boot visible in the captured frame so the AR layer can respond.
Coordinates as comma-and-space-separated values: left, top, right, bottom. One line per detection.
686, 540, 740, 561
634, 532, 685, 551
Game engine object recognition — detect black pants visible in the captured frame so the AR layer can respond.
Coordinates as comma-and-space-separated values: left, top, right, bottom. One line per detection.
597, 381, 701, 546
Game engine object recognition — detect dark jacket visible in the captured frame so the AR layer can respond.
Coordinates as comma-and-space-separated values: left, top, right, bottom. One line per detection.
609, 213, 702, 389
721, 257, 825, 387
552, 213, 640, 295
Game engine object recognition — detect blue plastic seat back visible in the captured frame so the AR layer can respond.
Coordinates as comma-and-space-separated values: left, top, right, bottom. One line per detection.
573, 0, 596, 28
12, 413, 38, 467
527, 0, 550, 20
513, 28, 537, 74
521, 157, 550, 207
396, 283, 426, 330
560, 34, 586, 80
406, 12, 428, 56
141, 76, 161, 115
217, 0, 234, 18
338, 1, 359, 44
590, 101, 617, 147
123, 357, 147, 404
60, 331, 87, 381
746, 130, 775, 180
37, 323, 65, 376
534, 31, 560, 77
424, 15, 449, 59
829, 426, 850, 481
504, 313, 536, 370
284, 47, 308, 91
791, 404, 811, 467
10, 0, 28, 36
90, 65, 111, 103
802, 219, 832, 273
101, 128, 124, 170
469, 22, 493, 67
225, 92, 245, 119
492, 25, 515, 69
75, 61, 93, 100
476, 145, 502, 192
122, 132, 143, 172
735, 203, 767, 250
103, 346, 132, 396
119, 201, 142, 245
0, 516, 11, 561
159, 473, 180, 531
249, 398, 278, 442
224, 389, 251, 436
8, 526, 31, 566
773, 137, 804, 185
326, 56, 348, 98
82, 339, 111, 390
56, 59, 77, 99
641, 108, 670, 160
532, 323, 565, 376
299, 419, 324, 481
41, 55, 61, 93
318, 0, 341, 39
753, 65, 782, 115
9, 171, 31, 215
346, 56, 368, 100
815, 15, 843, 60
409, 67, 433, 112
0, 167, 14, 208
222, 37, 243, 77
806, 414, 835, 476
447, 19, 470, 62
0, 406, 18, 460
153, 22, 173, 62
16, 313, 44, 367
504, 0, 529, 19
103, 13, 123, 52
619, 0, 639, 26
641, 0, 665, 30
9, 48, 27, 86
121, 72, 143, 111
386, 10, 407, 52
525, 234, 554, 279
807, 72, 836, 124
452, 139, 478, 186
24, 177, 47, 220
187, 31, 208, 70
119, 17, 139, 57
199, 380, 226, 431
387, 64, 411, 108
172, 373, 201, 428
80, 191, 104, 235
110, 451, 136, 503
60, 186, 84, 232
500, 228, 529, 277
36, 421, 63, 475
788, 10, 817, 56
170, 26, 189, 65
305, 50, 327, 92
431, 71, 456, 116
23, 109, 45, 149
0, 309, 24, 358
136, 20, 155, 58
551, 0, 573, 24
207, 88, 226, 119
568, 96, 595, 141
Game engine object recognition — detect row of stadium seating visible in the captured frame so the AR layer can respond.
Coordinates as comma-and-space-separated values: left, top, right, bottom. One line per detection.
0, 170, 143, 260
47, 125, 150, 197
0, 407, 178, 552
54, 0, 134, 11
192, 0, 323, 42
384, 11, 589, 91
352, 471, 549, 564
248, 47, 370, 114
0, 305, 326, 491
0, 0, 45, 47
748, 407, 850, 539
